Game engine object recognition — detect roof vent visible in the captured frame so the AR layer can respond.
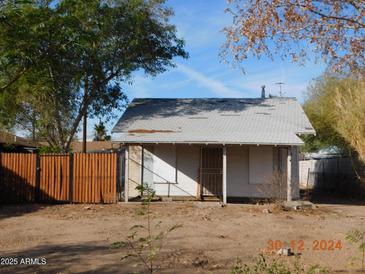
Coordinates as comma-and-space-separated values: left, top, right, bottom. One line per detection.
261, 85, 266, 98
188, 117, 208, 120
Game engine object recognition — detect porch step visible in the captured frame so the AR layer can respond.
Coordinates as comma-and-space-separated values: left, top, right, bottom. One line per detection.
201, 196, 221, 201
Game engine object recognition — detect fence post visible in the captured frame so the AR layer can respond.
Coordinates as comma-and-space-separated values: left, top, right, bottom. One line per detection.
0, 152, 2, 184
35, 154, 41, 202
69, 153, 74, 203
0, 153, 2, 195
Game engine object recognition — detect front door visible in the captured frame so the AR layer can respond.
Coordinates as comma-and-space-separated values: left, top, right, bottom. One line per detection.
200, 147, 223, 197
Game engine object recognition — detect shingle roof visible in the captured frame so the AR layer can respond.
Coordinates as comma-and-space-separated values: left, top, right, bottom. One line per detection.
112, 98, 315, 145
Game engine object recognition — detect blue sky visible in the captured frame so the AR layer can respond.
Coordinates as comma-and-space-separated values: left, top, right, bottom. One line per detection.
87, 0, 326, 140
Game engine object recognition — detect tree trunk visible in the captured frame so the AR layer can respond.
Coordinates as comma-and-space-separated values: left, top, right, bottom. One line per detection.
64, 100, 88, 152
65, 76, 96, 152
82, 76, 88, 153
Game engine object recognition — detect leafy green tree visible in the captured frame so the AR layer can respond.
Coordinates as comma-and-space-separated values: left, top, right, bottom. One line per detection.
0, 0, 187, 152
333, 79, 365, 164
302, 76, 350, 153
303, 75, 365, 169
303, 75, 365, 186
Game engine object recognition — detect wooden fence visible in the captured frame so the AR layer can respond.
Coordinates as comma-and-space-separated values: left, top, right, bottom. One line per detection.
0, 153, 120, 204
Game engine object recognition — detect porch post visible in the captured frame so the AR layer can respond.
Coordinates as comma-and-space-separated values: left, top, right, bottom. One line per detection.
125, 145, 129, 203
141, 145, 144, 197
287, 147, 292, 202
222, 145, 227, 204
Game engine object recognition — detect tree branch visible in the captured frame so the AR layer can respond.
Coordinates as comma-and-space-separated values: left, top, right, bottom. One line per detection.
0, 67, 28, 92
300, 3, 365, 28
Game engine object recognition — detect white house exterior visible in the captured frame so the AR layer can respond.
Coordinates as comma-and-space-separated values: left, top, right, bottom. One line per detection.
112, 97, 315, 203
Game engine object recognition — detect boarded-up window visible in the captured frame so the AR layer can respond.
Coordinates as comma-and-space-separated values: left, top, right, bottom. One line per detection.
249, 146, 273, 184
152, 145, 176, 183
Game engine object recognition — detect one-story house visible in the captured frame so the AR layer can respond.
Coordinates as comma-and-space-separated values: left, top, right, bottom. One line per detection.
112, 95, 315, 203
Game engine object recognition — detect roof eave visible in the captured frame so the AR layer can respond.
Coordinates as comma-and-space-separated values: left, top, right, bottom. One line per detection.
114, 140, 304, 146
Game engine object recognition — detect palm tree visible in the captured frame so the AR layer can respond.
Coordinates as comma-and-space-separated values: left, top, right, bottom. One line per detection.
93, 121, 110, 141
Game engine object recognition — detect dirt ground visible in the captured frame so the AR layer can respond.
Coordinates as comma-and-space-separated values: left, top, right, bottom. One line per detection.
0, 200, 364, 273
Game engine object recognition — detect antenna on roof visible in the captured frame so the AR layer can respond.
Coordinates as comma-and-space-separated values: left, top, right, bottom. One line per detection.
275, 82, 285, 97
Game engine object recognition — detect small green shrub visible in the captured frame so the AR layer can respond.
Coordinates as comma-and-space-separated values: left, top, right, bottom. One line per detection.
346, 227, 365, 272
229, 254, 330, 274
111, 185, 181, 274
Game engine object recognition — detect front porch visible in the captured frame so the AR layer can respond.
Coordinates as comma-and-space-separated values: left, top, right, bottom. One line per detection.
123, 144, 299, 203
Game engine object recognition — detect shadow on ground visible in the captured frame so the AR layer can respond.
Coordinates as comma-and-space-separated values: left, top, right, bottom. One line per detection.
0, 242, 207, 274
0, 241, 358, 274
0, 242, 129, 274
0, 204, 58, 220
0, 241, 226, 274
308, 190, 365, 206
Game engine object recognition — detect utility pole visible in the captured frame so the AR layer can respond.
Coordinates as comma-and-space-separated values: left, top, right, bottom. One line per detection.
82, 76, 88, 153
275, 82, 285, 97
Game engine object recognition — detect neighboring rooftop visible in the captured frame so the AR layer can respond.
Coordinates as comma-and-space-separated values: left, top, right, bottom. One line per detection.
112, 97, 315, 145
0, 131, 40, 150
71, 141, 119, 152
